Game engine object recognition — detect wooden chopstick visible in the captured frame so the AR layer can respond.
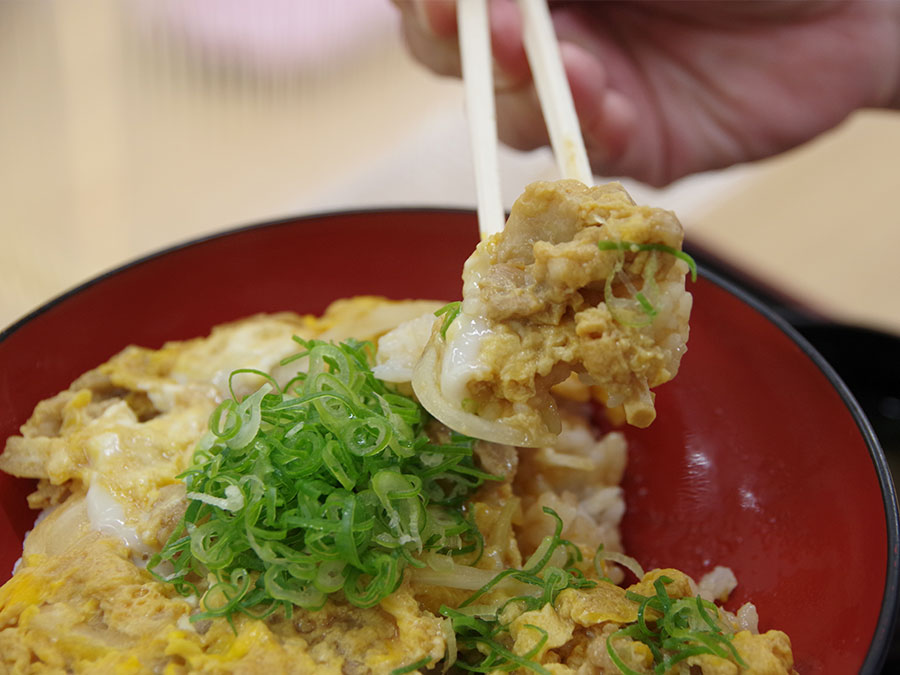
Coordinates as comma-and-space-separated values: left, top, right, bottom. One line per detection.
458, 0, 505, 239
457, 0, 592, 239
517, 0, 592, 184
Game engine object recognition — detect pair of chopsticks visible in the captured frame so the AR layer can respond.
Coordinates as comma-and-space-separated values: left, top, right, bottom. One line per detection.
457, 0, 592, 238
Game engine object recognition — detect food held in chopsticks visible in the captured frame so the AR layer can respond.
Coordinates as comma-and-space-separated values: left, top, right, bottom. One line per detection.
374, 179, 695, 447
418, 1, 692, 446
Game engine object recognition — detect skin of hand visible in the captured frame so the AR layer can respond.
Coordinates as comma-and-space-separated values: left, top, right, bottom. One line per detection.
395, 0, 900, 186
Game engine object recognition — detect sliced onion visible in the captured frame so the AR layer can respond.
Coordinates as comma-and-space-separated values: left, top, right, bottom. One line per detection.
597, 549, 645, 580
411, 336, 556, 448
440, 617, 457, 674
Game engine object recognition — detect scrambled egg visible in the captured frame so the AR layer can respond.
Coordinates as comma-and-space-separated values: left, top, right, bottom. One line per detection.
0, 535, 444, 674
505, 568, 795, 675
0, 300, 447, 674
0, 297, 793, 674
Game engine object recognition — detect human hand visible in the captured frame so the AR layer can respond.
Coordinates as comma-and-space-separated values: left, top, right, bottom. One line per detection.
396, 0, 900, 186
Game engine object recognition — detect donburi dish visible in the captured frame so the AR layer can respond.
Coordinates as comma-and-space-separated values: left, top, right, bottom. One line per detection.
0, 181, 796, 674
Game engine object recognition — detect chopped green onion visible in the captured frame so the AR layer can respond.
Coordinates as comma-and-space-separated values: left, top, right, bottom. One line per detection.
440, 508, 597, 673
147, 332, 746, 675
597, 240, 698, 282
148, 338, 493, 620
603, 259, 654, 327
391, 655, 432, 675
598, 240, 695, 325
434, 301, 462, 339
635, 292, 658, 318
607, 575, 748, 674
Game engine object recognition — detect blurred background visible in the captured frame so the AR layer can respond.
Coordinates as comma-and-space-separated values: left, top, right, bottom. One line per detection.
2, 0, 899, 336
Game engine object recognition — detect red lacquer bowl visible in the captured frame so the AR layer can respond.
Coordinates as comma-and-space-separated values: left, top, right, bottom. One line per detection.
1, 210, 896, 673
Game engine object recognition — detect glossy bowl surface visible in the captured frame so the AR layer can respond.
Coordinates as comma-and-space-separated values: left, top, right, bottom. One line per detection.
0, 210, 896, 673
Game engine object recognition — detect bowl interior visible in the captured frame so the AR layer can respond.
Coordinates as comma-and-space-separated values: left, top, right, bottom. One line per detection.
0, 209, 895, 673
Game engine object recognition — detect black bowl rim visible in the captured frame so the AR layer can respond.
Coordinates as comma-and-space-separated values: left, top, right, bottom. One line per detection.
2, 206, 898, 670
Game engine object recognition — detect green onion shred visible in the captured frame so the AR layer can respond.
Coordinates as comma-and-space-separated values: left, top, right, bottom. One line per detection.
149, 337, 493, 622
597, 240, 697, 326
597, 240, 698, 282
434, 301, 462, 339
606, 576, 748, 674
148, 334, 746, 675
438, 508, 596, 673
390, 655, 432, 675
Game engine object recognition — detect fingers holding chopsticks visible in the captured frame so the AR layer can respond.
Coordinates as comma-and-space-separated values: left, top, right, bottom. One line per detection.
396, 0, 900, 187
395, 0, 460, 77
541, 41, 635, 168
396, 0, 530, 87
395, 0, 633, 179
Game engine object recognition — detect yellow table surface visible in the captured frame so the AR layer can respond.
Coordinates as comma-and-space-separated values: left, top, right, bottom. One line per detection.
2, 0, 899, 336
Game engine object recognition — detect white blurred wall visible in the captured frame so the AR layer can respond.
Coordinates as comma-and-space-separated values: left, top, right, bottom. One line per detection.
1, 0, 898, 332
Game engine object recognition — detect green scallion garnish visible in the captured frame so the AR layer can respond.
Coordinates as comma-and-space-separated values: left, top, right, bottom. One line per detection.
148, 337, 495, 621
607, 576, 748, 674
439, 508, 597, 673
434, 301, 463, 339
145, 334, 746, 675
390, 655, 432, 675
597, 240, 696, 325
597, 240, 698, 282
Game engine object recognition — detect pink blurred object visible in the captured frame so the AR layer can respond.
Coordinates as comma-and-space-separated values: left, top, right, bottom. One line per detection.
131, 0, 398, 71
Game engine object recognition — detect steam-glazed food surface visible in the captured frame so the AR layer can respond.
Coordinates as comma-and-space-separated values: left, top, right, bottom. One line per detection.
0, 297, 793, 674
405, 180, 693, 448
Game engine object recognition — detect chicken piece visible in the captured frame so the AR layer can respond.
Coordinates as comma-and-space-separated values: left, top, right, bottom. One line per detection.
409, 179, 693, 447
